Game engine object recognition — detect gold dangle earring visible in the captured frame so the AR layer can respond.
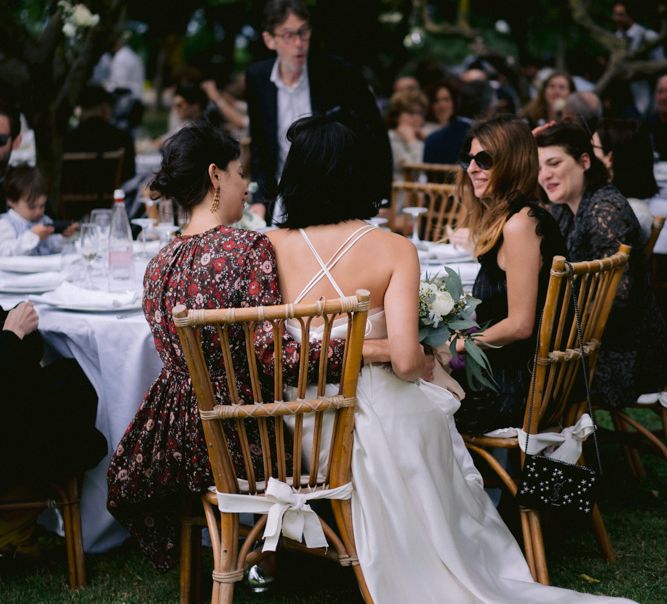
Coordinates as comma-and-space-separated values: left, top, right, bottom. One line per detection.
210, 186, 220, 213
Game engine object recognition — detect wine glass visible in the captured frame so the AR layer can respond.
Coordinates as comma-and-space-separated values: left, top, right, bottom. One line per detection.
90, 208, 112, 267
79, 223, 100, 289
131, 218, 155, 258
158, 198, 174, 227
367, 216, 388, 228
403, 206, 428, 249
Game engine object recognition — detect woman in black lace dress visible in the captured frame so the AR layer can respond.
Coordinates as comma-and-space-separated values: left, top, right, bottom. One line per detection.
452, 115, 566, 434
535, 120, 666, 409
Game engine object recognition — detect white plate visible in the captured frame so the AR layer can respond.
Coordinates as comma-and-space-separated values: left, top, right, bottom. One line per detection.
0, 256, 63, 273
0, 283, 62, 294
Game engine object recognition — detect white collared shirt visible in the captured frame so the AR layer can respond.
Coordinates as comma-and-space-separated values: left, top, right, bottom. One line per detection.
0, 209, 60, 256
270, 59, 312, 179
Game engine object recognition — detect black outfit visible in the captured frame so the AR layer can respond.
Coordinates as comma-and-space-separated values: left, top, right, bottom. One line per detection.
64, 116, 136, 183
0, 307, 107, 489
549, 184, 667, 408
423, 117, 471, 165
245, 53, 392, 214
646, 113, 667, 161
454, 198, 566, 434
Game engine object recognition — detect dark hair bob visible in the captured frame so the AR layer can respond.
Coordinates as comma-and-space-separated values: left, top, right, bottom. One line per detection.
277, 114, 380, 229
149, 121, 240, 210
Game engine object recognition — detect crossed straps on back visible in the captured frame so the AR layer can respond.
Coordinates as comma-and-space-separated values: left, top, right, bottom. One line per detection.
293, 224, 377, 304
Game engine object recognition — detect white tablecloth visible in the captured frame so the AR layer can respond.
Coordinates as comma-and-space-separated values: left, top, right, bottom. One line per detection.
0, 293, 162, 553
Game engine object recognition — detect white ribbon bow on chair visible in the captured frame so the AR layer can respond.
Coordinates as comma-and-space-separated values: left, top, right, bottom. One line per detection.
516, 413, 595, 465
216, 477, 353, 552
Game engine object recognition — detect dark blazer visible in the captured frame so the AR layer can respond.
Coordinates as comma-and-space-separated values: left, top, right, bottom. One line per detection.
423, 117, 471, 165
246, 53, 392, 212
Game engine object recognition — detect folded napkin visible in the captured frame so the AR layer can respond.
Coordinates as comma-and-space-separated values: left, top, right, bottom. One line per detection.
0, 255, 63, 273
0, 271, 64, 292
32, 282, 139, 310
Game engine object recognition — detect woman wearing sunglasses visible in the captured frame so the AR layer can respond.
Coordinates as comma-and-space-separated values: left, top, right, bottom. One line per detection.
452, 115, 566, 434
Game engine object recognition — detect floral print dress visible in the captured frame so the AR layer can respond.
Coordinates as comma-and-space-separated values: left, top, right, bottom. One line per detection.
107, 226, 343, 570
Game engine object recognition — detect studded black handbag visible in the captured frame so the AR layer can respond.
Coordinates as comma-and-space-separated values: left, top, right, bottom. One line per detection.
516, 263, 601, 515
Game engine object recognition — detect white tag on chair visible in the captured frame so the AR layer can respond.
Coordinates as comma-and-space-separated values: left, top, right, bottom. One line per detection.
215, 477, 353, 552
516, 414, 595, 465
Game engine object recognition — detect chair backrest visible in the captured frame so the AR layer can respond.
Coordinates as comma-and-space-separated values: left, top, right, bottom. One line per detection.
401, 161, 461, 184
59, 149, 125, 219
646, 215, 665, 259
172, 290, 370, 497
526, 244, 631, 433
389, 181, 466, 241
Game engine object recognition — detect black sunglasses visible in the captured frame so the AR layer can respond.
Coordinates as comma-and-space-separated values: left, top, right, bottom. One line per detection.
0, 134, 10, 146
459, 150, 493, 171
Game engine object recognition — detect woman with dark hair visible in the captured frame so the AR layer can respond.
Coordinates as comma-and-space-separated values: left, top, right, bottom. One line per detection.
107, 122, 357, 569
536, 120, 666, 409
268, 115, 634, 603
593, 118, 659, 239
522, 71, 576, 127
452, 115, 566, 434
423, 79, 471, 164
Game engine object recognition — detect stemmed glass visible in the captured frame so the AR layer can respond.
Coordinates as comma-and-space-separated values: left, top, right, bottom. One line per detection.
403, 206, 428, 249
367, 216, 388, 228
79, 223, 100, 289
157, 199, 178, 242
131, 218, 155, 258
90, 208, 112, 269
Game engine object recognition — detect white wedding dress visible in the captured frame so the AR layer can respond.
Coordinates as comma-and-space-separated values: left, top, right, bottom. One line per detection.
285, 226, 636, 604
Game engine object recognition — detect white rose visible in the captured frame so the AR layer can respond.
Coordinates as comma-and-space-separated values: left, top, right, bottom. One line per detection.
431, 291, 455, 318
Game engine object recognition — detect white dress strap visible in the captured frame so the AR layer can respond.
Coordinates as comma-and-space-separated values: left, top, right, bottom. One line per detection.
293, 225, 376, 303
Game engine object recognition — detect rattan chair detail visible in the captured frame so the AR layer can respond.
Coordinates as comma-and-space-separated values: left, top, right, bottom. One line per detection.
0, 477, 86, 588
389, 181, 466, 241
400, 161, 462, 184
462, 244, 630, 585
173, 290, 373, 604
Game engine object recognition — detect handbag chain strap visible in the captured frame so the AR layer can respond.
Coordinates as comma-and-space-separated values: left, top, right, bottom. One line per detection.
522, 263, 602, 475
565, 261, 602, 475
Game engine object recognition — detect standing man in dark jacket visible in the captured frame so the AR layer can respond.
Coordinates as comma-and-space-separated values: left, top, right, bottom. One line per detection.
246, 0, 392, 221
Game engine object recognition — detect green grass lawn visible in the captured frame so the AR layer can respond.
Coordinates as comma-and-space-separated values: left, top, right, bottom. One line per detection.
1, 409, 665, 603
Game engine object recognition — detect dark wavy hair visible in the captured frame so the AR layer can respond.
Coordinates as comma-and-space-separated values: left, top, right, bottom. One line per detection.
149, 121, 240, 210
535, 120, 609, 192
277, 114, 380, 228
262, 0, 309, 33
596, 118, 658, 199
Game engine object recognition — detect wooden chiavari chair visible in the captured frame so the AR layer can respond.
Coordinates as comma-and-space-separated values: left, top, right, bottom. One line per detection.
173, 291, 372, 604
462, 245, 630, 585
388, 181, 466, 241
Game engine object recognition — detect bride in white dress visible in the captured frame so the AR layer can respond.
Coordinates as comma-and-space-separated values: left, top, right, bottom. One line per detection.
267, 115, 636, 604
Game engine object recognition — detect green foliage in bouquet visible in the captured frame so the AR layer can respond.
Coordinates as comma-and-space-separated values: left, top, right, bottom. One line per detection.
418, 267, 498, 392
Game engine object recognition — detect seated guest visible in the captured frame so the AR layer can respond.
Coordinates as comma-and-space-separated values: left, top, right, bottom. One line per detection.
536, 121, 667, 408
0, 302, 106, 558
452, 115, 566, 434
0, 166, 77, 256
106, 122, 384, 569
65, 85, 136, 183
647, 74, 667, 160
423, 80, 471, 164
386, 89, 428, 180
593, 118, 658, 240
563, 91, 603, 134
458, 79, 497, 122
522, 71, 575, 128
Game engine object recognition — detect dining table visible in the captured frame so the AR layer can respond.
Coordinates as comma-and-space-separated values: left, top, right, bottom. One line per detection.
0, 235, 479, 553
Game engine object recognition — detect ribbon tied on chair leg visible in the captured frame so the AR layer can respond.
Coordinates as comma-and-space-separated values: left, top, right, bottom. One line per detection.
215, 477, 353, 552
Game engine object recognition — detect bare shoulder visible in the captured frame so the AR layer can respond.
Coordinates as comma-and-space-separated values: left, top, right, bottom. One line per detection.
265, 228, 290, 248
503, 207, 539, 240
369, 228, 418, 257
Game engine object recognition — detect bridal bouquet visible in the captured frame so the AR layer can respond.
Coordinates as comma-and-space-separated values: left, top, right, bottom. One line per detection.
418, 267, 497, 391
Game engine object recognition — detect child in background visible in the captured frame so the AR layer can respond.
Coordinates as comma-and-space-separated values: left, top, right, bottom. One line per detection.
0, 166, 77, 255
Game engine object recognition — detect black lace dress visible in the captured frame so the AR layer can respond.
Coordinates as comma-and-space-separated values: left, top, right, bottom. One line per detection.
454, 198, 566, 434
549, 184, 667, 408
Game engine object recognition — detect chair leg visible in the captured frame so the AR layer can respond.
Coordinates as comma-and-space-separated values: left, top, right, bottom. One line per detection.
192, 525, 202, 604
214, 512, 239, 604
591, 503, 616, 563
63, 477, 86, 589
519, 510, 536, 580
180, 514, 194, 604
527, 510, 549, 585
612, 412, 647, 479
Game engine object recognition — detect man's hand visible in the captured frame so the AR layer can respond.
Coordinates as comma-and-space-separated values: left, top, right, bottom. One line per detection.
31, 224, 54, 240
63, 222, 79, 237
3, 302, 39, 339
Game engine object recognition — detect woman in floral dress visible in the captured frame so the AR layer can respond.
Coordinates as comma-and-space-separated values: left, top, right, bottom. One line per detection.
107, 123, 349, 569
